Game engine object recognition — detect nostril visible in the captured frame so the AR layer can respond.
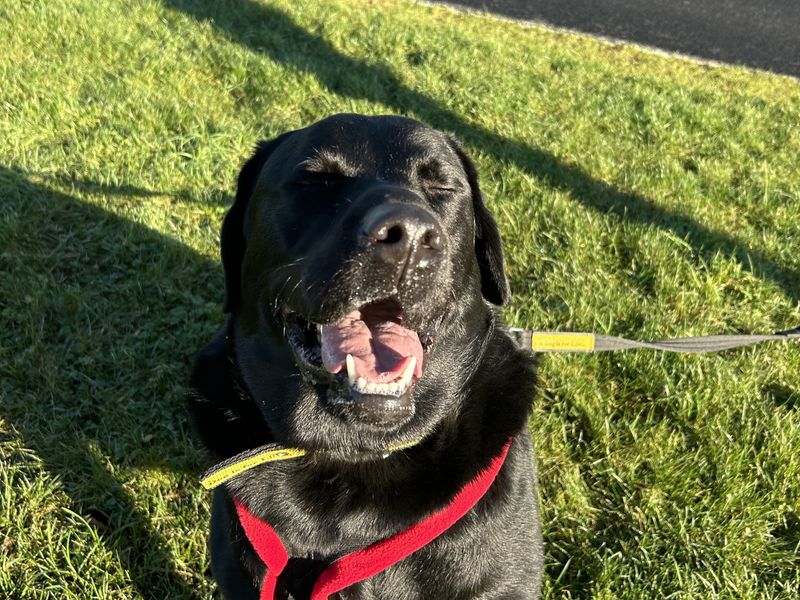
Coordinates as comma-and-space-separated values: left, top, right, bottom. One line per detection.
360, 203, 443, 266
376, 224, 404, 245
420, 229, 441, 251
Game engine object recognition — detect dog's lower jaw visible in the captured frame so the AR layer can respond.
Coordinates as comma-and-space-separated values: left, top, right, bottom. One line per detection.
241, 296, 491, 439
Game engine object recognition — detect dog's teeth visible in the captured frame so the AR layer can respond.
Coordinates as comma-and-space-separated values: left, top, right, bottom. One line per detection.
400, 357, 416, 387
346, 354, 357, 385
346, 356, 418, 397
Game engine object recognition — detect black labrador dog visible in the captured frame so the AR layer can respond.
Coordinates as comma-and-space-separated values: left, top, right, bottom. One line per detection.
188, 114, 543, 599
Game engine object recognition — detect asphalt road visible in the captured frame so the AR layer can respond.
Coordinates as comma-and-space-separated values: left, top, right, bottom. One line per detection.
443, 0, 800, 78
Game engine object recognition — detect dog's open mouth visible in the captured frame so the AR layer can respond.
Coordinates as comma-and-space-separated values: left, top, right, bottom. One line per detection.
284, 299, 432, 403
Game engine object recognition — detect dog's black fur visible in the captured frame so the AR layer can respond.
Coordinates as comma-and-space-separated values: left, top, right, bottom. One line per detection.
188, 114, 543, 599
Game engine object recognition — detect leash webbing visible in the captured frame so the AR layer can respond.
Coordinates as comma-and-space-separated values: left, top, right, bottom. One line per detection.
508, 326, 800, 354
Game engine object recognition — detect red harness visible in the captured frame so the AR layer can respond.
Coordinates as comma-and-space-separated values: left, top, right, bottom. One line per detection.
234, 439, 512, 600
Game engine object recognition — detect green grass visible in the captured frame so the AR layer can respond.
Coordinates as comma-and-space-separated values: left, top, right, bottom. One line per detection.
1, 0, 799, 597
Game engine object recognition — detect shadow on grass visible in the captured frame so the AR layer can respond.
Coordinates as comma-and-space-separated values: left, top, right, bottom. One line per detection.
0, 166, 217, 598
163, 0, 799, 305
25, 170, 232, 208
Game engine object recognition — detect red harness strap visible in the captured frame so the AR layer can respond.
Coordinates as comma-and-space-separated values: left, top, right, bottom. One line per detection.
234, 438, 513, 600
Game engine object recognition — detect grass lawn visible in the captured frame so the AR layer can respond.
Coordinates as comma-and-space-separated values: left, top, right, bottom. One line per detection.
2, 0, 799, 597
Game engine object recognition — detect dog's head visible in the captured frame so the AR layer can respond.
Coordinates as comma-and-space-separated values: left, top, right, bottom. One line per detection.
223, 114, 508, 453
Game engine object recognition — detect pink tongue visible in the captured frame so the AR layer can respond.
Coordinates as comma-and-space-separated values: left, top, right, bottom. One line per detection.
321, 311, 424, 383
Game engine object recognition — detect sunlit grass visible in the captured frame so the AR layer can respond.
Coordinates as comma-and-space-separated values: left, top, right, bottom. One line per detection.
1, 0, 799, 597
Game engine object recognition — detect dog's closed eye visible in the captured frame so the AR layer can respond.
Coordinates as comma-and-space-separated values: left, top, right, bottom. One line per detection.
417, 161, 465, 196
290, 171, 350, 189
424, 184, 460, 194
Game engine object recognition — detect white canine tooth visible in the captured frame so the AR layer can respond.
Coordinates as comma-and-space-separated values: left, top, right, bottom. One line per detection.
401, 357, 416, 387
399, 373, 409, 389
346, 354, 357, 385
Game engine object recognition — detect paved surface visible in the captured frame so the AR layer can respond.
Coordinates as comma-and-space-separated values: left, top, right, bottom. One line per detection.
443, 0, 800, 78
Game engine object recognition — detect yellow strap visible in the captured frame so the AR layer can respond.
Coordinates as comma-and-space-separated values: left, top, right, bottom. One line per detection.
531, 332, 596, 352
200, 446, 308, 490
200, 439, 422, 490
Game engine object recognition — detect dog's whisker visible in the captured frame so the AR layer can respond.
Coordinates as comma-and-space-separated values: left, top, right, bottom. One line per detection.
286, 277, 304, 306
272, 256, 309, 273
273, 275, 295, 316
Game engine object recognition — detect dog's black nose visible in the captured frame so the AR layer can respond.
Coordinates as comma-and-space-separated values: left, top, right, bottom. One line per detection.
361, 203, 442, 270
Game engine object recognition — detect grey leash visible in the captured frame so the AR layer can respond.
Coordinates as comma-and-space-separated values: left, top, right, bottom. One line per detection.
508, 326, 800, 354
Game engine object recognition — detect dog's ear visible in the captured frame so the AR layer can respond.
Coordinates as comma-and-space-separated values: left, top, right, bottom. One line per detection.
449, 138, 510, 306
221, 135, 288, 312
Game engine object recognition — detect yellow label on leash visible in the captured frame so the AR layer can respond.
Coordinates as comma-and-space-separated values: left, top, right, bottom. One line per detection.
531, 332, 596, 352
